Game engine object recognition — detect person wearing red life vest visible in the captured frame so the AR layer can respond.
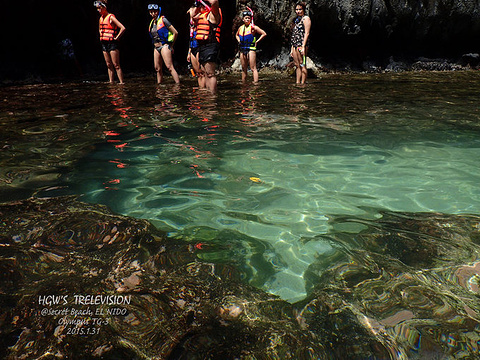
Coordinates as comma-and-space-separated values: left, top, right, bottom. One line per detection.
94, 0, 126, 84
193, 0, 222, 92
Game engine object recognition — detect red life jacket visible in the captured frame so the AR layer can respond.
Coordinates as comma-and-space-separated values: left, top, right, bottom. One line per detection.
99, 14, 118, 41
195, 9, 222, 43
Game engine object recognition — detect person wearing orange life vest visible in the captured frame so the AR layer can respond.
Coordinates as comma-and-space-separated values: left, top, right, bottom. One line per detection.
148, 4, 180, 84
235, 10, 266, 83
193, 0, 222, 92
94, 0, 126, 84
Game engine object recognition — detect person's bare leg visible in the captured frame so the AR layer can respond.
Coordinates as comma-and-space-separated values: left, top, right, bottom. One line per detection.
204, 62, 217, 92
249, 51, 258, 83
240, 53, 248, 81
103, 51, 115, 83
192, 53, 204, 88
161, 46, 180, 84
154, 49, 163, 84
300, 47, 308, 84
292, 49, 302, 84
110, 49, 124, 84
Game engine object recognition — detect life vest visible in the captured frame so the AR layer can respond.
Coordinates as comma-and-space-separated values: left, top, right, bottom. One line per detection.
149, 16, 174, 44
238, 24, 256, 51
99, 14, 118, 41
195, 8, 222, 43
189, 19, 198, 49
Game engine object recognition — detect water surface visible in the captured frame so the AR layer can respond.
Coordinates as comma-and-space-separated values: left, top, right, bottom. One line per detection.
1, 72, 480, 358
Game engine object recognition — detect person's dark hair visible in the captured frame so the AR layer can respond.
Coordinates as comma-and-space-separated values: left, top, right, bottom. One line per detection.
295, 2, 306, 11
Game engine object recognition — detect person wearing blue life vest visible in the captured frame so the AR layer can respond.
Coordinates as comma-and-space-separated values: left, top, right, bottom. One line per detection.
148, 4, 180, 84
235, 10, 266, 83
187, 2, 204, 88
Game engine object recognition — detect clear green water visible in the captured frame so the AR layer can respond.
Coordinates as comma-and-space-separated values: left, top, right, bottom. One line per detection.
2, 72, 480, 358
2, 73, 480, 302
53, 73, 480, 302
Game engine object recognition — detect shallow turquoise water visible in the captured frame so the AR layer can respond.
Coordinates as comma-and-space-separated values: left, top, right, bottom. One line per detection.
11, 72, 475, 302
2, 72, 480, 358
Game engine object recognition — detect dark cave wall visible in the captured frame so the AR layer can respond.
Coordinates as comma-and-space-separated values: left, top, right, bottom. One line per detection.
239, 0, 480, 63
2, 0, 480, 82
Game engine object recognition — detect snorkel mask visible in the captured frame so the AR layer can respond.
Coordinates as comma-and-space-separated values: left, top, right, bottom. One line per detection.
242, 10, 252, 17
147, 4, 160, 10
93, 1, 106, 8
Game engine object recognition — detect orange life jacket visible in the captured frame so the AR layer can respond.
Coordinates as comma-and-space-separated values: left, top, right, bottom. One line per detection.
99, 14, 118, 41
195, 9, 222, 43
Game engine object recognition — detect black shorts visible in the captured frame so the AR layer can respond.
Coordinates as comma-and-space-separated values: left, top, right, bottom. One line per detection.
190, 46, 199, 57
101, 41, 118, 52
198, 42, 220, 65
155, 43, 172, 53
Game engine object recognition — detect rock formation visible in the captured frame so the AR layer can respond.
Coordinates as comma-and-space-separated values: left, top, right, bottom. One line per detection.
236, 0, 480, 69
1, 197, 480, 358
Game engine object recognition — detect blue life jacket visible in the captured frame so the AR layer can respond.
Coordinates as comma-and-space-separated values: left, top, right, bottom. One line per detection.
149, 16, 174, 44
238, 24, 256, 52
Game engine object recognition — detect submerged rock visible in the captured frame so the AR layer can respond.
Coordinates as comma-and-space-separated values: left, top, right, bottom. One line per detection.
2, 197, 480, 358
0, 197, 327, 359
303, 211, 480, 358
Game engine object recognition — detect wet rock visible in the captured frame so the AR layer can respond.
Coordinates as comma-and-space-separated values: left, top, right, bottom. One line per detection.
412, 57, 463, 71
303, 211, 480, 358
385, 56, 410, 72
2, 198, 480, 358
460, 53, 480, 68
0, 197, 326, 359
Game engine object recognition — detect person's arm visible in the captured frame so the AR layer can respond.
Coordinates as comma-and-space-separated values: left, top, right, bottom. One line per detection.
235, 27, 241, 43
302, 16, 311, 49
205, 0, 220, 24
253, 26, 266, 45
111, 15, 126, 40
168, 25, 178, 46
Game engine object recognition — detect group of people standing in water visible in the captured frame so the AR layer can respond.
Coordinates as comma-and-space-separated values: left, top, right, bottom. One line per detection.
94, 0, 311, 90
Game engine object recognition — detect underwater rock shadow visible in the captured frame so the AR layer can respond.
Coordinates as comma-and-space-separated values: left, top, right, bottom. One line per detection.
300, 211, 480, 359
0, 196, 333, 359
4, 197, 480, 359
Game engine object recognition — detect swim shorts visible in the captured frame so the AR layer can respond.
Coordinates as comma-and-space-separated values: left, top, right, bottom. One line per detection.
190, 46, 199, 57
101, 41, 118, 52
240, 47, 255, 55
198, 42, 220, 65
155, 43, 172, 53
